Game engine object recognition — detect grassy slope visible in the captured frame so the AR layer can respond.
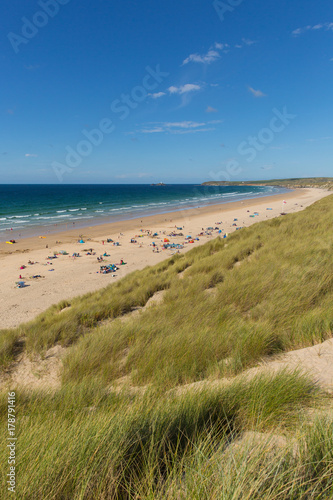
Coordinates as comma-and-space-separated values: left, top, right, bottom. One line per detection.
0, 372, 329, 499
1, 195, 333, 498
3, 193, 333, 387
202, 177, 333, 189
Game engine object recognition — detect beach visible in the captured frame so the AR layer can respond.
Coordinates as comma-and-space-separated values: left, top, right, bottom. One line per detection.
0, 188, 330, 329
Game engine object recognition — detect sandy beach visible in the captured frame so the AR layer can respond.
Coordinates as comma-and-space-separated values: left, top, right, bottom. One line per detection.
0, 188, 330, 330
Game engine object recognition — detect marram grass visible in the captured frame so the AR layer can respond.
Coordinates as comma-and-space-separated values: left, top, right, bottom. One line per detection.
1, 194, 333, 498
0, 370, 324, 499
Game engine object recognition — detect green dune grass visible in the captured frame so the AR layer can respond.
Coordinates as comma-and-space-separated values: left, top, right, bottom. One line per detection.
1, 194, 333, 498
0, 370, 325, 499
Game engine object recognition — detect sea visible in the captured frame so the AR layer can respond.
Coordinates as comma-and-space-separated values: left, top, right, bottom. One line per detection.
0, 184, 289, 241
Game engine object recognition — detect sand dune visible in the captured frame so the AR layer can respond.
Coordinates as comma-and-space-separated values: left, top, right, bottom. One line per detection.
0, 188, 330, 330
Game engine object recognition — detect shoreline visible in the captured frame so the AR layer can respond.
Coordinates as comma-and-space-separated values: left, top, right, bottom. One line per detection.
0, 186, 289, 243
0, 188, 331, 329
1, 188, 294, 253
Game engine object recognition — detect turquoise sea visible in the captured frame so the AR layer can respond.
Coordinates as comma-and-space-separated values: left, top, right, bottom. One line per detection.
0, 184, 288, 240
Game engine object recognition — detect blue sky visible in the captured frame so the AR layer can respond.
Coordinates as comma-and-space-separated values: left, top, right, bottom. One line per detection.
1, 0, 332, 183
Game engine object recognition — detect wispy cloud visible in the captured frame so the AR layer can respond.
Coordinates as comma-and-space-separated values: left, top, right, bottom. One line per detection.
182, 42, 230, 65
182, 39, 256, 67
168, 84, 201, 94
242, 38, 257, 45
171, 128, 215, 135
235, 38, 257, 49
140, 127, 165, 134
292, 22, 333, 36
149, 92, 166, 99
137, 120, 221, 135
182, 49, 220, 65
25, 153, 38, 157
206, 106, 218, 113
164, 121, 206, 128
248, 86, 266, 98
307, 136, 331, 142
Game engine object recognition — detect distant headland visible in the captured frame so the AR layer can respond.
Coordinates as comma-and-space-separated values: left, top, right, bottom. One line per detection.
150, 182, 166, 186
202, 177, 333, 190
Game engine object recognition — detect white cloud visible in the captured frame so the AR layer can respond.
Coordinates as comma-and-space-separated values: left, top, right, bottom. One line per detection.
292, 22, 333, 36
164, 121, 205, 128
170, 128, 215, 135
307, 136, 331, 142
137, 120, 221, 135
149, 92, 166, 99
168, 84, 201, 94
25, 153, 38, 157
182, 50, 220, 65
248, 86, 266, 98
206, 106, 218, 113
242, 38, 257, 45
182, 40, 255, 65
182, 42, 233, 65
235, 38, 257, 49
140, 127, 164, 134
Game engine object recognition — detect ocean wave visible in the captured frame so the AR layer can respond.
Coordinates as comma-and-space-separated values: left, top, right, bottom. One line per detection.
7, 214, 32, 219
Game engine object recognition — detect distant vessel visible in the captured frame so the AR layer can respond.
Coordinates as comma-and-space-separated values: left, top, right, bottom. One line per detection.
150, 182, 166, 186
